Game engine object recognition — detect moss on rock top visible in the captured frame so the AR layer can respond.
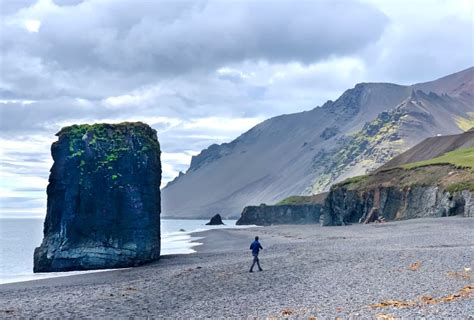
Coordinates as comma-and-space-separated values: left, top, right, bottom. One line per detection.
55, 122, 160, 181
58, 122, 160, 156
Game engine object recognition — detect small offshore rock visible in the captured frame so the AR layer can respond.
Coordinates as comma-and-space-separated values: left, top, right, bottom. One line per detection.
206, 214, 224, 225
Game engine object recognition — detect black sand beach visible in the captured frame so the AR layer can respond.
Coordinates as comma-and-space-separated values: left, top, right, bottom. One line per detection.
0, 217, 473, 318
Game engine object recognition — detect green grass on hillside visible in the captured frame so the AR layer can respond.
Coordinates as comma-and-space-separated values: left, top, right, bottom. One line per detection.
334, 175, 369, 189
446, 181, 474, 193
455, 112, 474, 132
402, 148, 474, 171
334, 147, 474, 193
276, 196, 309, 205
276, 194, 328, 205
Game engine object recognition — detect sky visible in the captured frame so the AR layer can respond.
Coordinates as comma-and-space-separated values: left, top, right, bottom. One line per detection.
0, 0, 473, 217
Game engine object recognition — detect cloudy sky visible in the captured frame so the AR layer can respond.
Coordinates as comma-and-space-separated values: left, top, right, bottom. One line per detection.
0, 0, 473, 217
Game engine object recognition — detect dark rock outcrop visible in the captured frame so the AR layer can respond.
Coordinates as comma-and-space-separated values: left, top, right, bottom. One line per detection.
319, 126, 340, 140
206, 214, 224, 225
236, 204, 323, 226
34, 122, 161, 272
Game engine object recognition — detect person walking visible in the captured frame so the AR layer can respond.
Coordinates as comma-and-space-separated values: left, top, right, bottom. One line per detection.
249, 236, 263, 272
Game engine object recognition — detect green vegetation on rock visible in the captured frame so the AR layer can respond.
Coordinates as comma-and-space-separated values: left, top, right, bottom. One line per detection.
402, 148, 474, 171
276, 193, 328, 205
446, 181, 474, 193
336, 175, 369, 188
277, 196, 309, 205
455, 112, 474, 132
60, 122, 160, 175
310, 108, 407, 194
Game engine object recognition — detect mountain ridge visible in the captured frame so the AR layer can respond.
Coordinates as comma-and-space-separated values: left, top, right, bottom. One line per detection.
162, 67, 474, 218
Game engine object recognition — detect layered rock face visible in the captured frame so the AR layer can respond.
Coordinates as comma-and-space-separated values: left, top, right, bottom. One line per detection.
236, 204, 323, 226
34, 122, 161, 272
321, 166, 474, 226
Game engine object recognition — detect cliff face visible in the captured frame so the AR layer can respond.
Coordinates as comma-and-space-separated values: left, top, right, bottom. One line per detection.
321, 165, 474, 226
322, 185, 473, 226
236, 204, 323, 226
34, 122, 161, 272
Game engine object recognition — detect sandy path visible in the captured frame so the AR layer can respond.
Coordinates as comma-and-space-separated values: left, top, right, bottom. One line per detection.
0, 217, 473, 318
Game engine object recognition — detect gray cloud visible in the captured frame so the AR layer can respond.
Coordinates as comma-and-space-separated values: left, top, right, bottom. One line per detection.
361, 0, 474, 84
1, 0, 387, 100
0, 0, 37, 15
52, 0, 83, 6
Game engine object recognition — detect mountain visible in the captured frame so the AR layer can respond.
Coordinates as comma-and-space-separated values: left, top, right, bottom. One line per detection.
162, 67, 474, 218
237, 131, 474, 226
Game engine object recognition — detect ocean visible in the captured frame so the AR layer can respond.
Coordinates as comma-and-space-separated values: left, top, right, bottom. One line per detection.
0, 218, 242, 285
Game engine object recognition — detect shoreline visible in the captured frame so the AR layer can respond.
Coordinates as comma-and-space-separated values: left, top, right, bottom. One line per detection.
0, 219, 249, 286
0, 217, 472, 318
0, 224, 254, 289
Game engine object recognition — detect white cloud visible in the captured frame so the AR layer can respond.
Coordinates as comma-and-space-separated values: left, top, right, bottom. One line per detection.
0, 99, 36, 104
217, 67, 253, 83
24, 19, 41, 32
182, 117, 263, 133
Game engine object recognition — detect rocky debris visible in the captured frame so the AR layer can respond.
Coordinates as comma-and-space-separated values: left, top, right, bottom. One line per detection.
310, 105, 409, 194
34, 122, 162, 272
319, 126, 340, 140
236, 204, 323, 226
206, 214, 224, 225
363, 207, 380, 224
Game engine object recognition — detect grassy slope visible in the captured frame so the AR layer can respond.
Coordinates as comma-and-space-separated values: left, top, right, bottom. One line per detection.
282, 148, 474, 203
338, 148, 474, 192
402, 148, 474, 171
277, 196, 310, 205
276, 193, 328, 206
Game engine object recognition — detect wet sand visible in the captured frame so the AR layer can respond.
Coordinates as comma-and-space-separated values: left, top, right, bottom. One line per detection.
0, 217, 472, 318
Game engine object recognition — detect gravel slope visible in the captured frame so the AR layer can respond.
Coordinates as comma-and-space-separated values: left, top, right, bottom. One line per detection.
0, 217, 473, 318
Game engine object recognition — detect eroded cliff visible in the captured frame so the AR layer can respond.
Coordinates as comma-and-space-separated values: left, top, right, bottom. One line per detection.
236, 204, 323, 226
321, 164, 474, 226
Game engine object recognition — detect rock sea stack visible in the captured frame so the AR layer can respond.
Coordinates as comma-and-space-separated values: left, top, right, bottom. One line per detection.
206, 214, 224, 225
34, 122, 161, 272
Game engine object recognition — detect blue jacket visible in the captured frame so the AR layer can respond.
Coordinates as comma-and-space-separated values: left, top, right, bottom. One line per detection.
250, 240, 263, 255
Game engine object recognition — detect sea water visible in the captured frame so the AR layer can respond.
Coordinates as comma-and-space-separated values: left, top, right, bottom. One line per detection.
0, 218, 241, 284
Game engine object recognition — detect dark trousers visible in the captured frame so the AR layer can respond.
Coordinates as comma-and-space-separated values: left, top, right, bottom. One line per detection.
250, 254, 262, 271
